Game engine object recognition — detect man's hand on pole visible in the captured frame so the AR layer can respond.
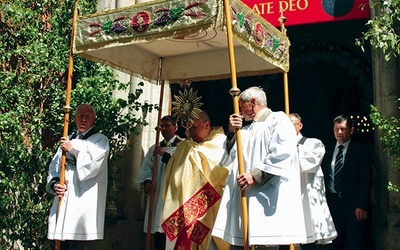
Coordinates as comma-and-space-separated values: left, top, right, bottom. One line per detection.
54, 183, 68, 198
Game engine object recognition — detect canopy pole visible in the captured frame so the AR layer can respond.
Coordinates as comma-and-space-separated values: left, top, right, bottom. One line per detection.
283, 72, 289, 115
223, 0, 249, 249
279, 10, 294, 250
279, 11, 290, 115
55, 1, 78, 249
146, 58, 165, 250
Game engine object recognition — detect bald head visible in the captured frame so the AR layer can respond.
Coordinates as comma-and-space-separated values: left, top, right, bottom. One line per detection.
75, 104, 96, 133
189, 111, 211, 143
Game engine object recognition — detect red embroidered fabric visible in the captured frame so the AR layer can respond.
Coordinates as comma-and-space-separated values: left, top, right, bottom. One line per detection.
161, 182, 221, 247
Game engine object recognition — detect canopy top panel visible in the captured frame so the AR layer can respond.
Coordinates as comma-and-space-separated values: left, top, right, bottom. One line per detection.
74, 0, 290, 83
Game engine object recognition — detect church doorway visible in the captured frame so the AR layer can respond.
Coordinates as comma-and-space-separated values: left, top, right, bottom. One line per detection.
170, 40, 373, 145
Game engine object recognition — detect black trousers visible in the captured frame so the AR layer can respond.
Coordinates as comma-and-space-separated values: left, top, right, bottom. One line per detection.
326, 192, 365, 250
154, 232, 166, 250
50, 240, 89, 250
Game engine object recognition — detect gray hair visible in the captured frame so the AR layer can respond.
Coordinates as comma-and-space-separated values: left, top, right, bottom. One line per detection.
196, 110, 210, 123
239, 86, 267, 106
289, 113, 302, 122
76, 103, 96, 117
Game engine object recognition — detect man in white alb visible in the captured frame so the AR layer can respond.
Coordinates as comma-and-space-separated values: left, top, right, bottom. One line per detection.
136, 115, 183, 250
212, 87, 306, 249
289, 113, 337, 249
47, 104, 110, 250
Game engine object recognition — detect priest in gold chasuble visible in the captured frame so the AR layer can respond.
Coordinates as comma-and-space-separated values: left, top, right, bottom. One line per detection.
162, 111, 230, 250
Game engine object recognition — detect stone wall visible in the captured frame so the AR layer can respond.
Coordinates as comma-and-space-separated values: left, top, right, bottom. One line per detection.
369, 1, 400, 249
371, 48, 400, 250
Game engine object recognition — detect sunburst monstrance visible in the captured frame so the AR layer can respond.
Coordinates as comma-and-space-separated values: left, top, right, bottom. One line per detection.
171, 88, 203, 135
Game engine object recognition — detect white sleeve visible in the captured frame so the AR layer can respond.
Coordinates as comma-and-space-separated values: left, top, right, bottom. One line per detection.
298, 138, 325, 173
75, 134, 110, 181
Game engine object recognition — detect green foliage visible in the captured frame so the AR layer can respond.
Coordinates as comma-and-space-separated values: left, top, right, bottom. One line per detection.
370, 103, 400, 191
370, 104, 400, 168
0, 1, 155, 249
356, 0, 400, 61
356, 1, 400, 192
388, 181, 400, 192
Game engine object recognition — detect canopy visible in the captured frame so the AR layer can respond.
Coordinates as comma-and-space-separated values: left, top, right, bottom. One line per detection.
73, 0, 290, 84
72, 1, 291, 249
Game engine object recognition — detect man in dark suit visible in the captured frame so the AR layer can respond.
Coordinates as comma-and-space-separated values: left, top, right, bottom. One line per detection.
322, 115, 372, 250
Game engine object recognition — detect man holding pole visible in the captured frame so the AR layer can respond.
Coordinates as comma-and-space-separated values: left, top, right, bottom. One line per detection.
212, 87, 306, 249
136, 115, 183, 250
46, 104, 110, 250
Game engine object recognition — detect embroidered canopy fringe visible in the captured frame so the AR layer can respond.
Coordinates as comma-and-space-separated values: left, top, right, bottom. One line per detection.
73, 0, 290, 84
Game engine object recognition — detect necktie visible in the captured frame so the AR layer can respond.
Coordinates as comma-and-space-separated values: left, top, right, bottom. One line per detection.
77, 132, 83, 139
334, 145, 344, 193
160, 140, 171, 147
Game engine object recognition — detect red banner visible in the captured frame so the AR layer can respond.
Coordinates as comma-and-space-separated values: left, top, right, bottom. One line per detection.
241, 0, 370, 27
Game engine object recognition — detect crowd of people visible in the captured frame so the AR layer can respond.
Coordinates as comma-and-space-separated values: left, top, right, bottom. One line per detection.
46, 86, 373, 249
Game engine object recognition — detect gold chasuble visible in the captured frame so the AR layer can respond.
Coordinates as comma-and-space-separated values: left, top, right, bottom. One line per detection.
162, 127, 229, 250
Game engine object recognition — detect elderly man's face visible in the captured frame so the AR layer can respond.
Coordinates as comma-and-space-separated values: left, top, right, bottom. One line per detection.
289, 115, 303, 135
239, 99, 256, 121
75, 105, 96, 133
189, 118, 209, 143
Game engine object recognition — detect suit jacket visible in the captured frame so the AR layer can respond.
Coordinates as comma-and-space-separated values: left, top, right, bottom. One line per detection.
322, 140, 372, 211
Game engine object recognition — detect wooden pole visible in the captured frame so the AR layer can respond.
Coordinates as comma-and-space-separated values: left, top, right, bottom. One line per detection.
279, 11, 290, 115
223, 0, 249, 249
279, 10, 294, 250
145, 58, 165, 250
283, 72, 289, 115
55, 1, 78, 249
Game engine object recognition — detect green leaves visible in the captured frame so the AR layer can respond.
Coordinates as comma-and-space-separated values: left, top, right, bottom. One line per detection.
356, 0, 400, 61
370, 104, 400, 161
358, 2, 400, 193
370, 103, 400, 192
